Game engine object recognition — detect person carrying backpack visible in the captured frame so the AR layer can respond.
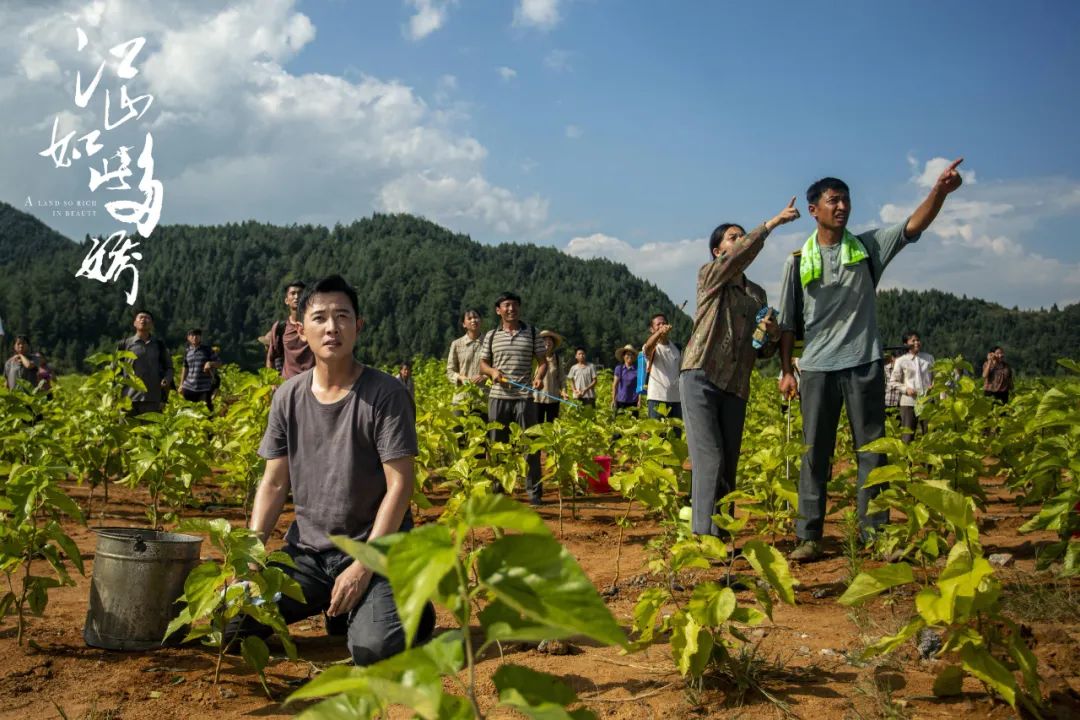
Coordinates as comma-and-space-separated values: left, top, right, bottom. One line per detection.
118, 309, 173, 416
777, 160, 965, 562
266, 280, 314, 379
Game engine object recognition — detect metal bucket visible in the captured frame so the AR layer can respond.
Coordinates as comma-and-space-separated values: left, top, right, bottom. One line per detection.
83, 527, 203, 650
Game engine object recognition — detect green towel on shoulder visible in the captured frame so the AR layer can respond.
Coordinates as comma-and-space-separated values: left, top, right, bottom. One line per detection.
799, 230, 869, 287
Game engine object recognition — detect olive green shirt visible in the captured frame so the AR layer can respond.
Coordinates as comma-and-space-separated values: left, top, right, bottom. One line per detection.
680, 224, 777, 400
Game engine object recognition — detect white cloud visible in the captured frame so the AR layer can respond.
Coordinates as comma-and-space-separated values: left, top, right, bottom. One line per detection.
380, 172, 549, 235
877, 157, 1080, 308
514, 0, 561, 30
405, 0, 456, 41
0, 0, 548, 243
564, 232, 710, 308
543, 48, 574, 72
496, 65, 517, 81
564, 124, 582, 139
907, 153, 976, 189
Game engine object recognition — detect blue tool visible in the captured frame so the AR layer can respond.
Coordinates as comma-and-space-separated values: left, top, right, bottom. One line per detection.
500, 376, 582, 408
752, 306, 778, 349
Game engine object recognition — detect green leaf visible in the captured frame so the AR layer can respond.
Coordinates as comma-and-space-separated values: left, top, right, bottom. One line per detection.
461, 494, 551, 536
862, 618, 925, 659
686, 583, 736, 627
481, 601, 569, 645
493, 664, 596, 720
838, 563, 914, 607
932, 665, 964, 697
45, 522, 84, 576
182, 562, 227, 621
384, 524, 457, 647
670, 613, 712, 678
331, 535, 390, 577
864, 464, 907, 489
740, 540, 796, 605
629, 588, 668, 647
1006, 625, 1042, 700
476, 534, 626, 648
960, 644, 1017, 708
908, 482, 976, 536
292, 694, 380, 720
241, 635, 270, 674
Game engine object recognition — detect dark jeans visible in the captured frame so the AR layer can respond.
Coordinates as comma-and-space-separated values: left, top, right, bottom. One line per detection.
680, 370, 747, 538
646, 400, 682, 420
898, 405, 927, 444
984, 389, 1009, 404
129, 400, 163, 416
579, 397, 596, 407
614, 401, 637, 413
797, 360, 889, 542
181, 387, 214, 412
488, 397, 543, 502
229, 544, 435, 666
536, 402, 560, 423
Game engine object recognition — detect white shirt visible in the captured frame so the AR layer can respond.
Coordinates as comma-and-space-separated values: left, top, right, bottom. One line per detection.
647, 342, 682, 403
889, 352, 934, 407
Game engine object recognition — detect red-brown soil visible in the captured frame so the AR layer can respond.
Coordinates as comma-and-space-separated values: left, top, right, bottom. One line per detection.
1, 476, 1077, 720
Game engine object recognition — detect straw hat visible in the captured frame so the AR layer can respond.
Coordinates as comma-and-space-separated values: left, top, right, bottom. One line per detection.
614, 344, 637, 362
539, 329, 564, 350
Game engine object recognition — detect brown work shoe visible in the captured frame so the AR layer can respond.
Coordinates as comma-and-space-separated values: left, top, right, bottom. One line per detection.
789, 540, 823, 563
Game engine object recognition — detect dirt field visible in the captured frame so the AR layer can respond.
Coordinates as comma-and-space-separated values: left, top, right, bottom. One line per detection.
1, 476, 1077, 720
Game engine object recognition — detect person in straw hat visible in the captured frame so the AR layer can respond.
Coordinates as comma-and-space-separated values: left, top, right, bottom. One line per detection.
535, 330, 567, 423
611, 344, 639, 413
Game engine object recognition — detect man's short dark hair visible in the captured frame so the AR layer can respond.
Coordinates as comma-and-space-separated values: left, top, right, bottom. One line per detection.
13, 335, 31, 347
902, 330, 920, 343
134, 309, 153, 320
991, 345, 1003, 353
298, 275, 360, 320
400, 360, 411, 369
575, 346, 586, 354
462, 309, 481, 320
187, 328, 202, 336
494, 291, 522, 308
708, 224, 745, 257
649, 313, 667, 328
285, 280, 306, 293
807, 177, 850, 205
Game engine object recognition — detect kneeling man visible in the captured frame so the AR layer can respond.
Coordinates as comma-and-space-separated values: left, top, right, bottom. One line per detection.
246, 274, 433, 664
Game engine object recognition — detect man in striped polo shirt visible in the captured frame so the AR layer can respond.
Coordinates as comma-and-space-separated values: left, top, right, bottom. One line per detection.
480, 291, 548, 505
180, 328, 222, 411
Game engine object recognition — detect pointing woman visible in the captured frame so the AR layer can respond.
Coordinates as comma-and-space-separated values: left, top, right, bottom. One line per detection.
680, 198, 801, 539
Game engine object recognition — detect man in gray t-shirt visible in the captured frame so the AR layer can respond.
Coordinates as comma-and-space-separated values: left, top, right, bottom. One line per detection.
242, 274, 433, 666
777, 160, 965, 561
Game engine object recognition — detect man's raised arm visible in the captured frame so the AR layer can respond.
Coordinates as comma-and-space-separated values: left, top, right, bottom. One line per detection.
905, 157, 964, 239
249, 456, 291, 545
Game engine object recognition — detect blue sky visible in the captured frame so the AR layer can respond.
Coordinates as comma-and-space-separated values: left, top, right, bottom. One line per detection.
3, 0, 1079, 309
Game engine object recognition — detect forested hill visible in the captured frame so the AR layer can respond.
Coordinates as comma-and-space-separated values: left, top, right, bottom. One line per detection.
1, 201, 1077, 375
875, 289, 1080, 376
0, 202, 692, 371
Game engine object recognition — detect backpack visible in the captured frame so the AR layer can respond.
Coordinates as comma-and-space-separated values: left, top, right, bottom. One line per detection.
269, 319, 288, 374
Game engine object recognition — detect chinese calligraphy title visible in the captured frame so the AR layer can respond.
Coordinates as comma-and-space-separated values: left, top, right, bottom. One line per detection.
40, 28, 164, 305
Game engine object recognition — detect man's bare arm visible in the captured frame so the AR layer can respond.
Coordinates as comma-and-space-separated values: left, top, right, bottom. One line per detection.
905, 157, 964, 238
249, 456, 291, 545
